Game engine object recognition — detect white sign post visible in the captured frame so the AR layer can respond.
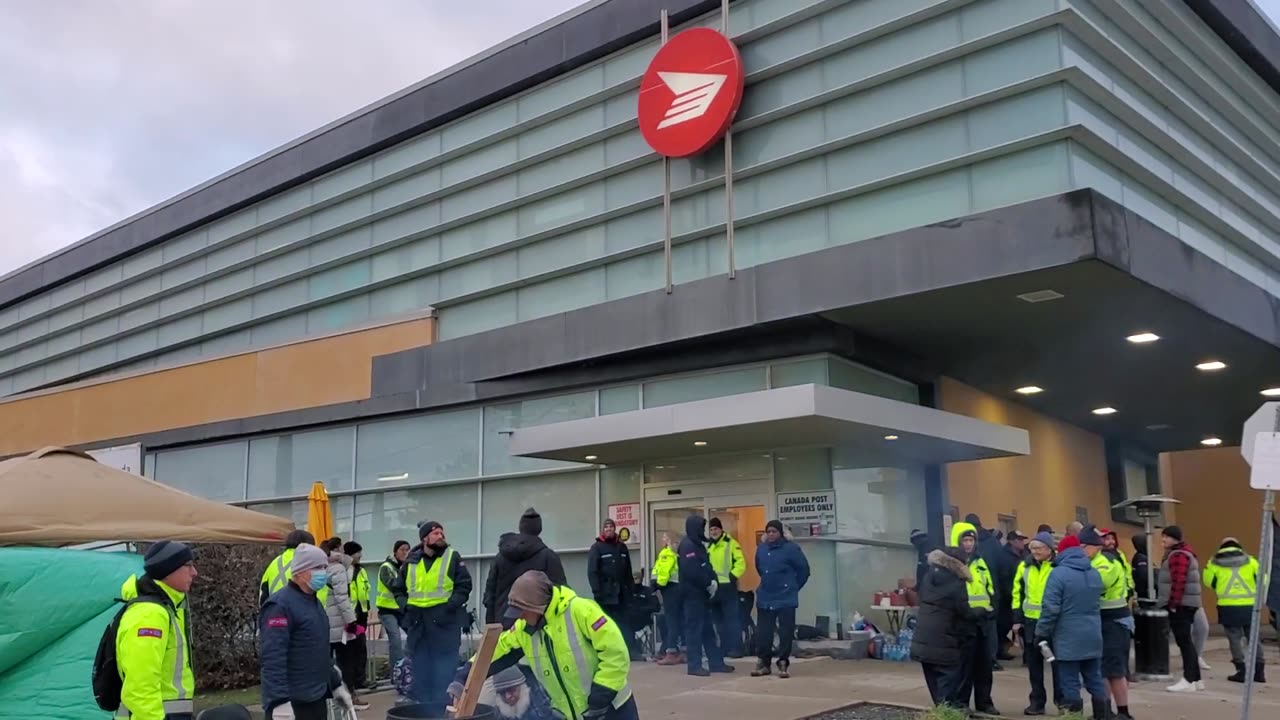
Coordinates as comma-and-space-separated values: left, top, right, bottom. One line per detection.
1239, 403, 1279, 720
776, 490, 836, 537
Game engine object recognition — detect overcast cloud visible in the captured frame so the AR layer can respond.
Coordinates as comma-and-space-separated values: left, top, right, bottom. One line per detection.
2, 0, 1280, 277
0, 0, 584, 276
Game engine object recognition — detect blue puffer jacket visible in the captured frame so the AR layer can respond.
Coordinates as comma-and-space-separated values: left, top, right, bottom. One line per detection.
755, 536, 810, 611
1034, 546, 1103, 661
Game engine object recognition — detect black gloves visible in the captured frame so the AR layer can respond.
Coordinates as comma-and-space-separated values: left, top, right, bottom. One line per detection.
587, 682, 617, 713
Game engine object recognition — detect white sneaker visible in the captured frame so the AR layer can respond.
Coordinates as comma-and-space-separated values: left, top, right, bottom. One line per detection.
1167, 678, 1200, 693
1199, 658, 1212, 671
1194, 680, 1206, 691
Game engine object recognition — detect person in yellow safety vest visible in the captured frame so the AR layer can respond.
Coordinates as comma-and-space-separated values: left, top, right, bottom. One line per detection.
1101, 529, 1136, 598
115, 541, 197, 720
1203, 537, 1267, 684
1081, 526, 1133, 720
260, 529, 318, 608
652, 533, 685, 666
949, 521, 998, 717
706, 518, 747, 658
450, 570, 640, 720
376, 540, 412, 686
398, 520, 473, 706
1010, 531, 1061, 715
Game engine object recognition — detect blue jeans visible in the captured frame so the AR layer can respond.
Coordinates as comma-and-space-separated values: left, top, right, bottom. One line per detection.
411, 620, 462, 705
382, 612, 406, 675
660, 583, 684, 652
711, 586, 741, 656
1057, 658, 1107, 707
683, 591, 723, 671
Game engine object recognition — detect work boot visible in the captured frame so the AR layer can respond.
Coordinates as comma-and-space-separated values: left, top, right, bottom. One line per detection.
709, 663, 736, 673
656, 651, 680, 666
974, 704, 1000, 717
688, 667, 710, 677
1091, 698, 1112, 719
1229, 661, 1247, 683
1256, 661, 1267, 684
677, 651, 688, 664
750, 662, 771, 677
776, 659, 791, 679
1063, 701, 1085, 715
1022, 704, 1045, 716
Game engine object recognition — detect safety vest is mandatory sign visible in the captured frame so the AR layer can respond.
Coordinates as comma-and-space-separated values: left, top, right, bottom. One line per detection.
407, 547, 457, 608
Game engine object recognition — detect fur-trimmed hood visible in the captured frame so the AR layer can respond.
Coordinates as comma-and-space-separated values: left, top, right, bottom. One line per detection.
928, 549, 971, 581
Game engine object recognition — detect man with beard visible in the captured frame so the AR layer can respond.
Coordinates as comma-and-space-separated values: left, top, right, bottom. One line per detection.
399, 520, 473, 705
485, 508, 567, 625
588, 518, 642, 659
483, 666, 559, 720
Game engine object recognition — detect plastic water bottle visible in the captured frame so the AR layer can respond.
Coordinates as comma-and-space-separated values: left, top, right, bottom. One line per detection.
1038, 641, 1056, 663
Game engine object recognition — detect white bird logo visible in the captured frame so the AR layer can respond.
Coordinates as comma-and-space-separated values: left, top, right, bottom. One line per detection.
655, 71, 728, 129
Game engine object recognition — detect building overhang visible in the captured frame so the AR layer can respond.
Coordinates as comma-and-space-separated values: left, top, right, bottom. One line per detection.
508, 383, 1030, 466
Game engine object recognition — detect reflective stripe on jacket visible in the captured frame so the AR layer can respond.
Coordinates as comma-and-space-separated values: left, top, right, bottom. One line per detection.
407, 547, 457, 608
1092, 552, 1131, 616
708, 535, 745, 584
1012, 559, 1053, 621
377, 560, 403, 610
351, 565, 371, 613
115, 576, 194, 720
949, 522, 992, 610
1204, 549, 1261, 607
653, 547, 679, 587
482, 586, 631, 718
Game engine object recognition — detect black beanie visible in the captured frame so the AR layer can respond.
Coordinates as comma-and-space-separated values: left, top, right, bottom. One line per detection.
1162, 525, 1183, 542
519, 508, 543, 536
419, 521, 443, 540
766, 520, 784, 535
708, 517, 723, 530
343, 541, 363, 556
144, 541, 194, 580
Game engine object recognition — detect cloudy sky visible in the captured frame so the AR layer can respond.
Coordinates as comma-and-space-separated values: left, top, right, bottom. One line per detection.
2, 0, 1279, 277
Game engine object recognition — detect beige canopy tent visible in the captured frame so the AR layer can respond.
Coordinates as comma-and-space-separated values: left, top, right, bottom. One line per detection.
0, 446, 294, 545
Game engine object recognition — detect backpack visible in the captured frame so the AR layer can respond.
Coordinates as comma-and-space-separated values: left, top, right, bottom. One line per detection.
91, 594, 168, 712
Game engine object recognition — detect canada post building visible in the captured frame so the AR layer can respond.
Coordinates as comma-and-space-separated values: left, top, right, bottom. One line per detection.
5, 0, 1280, 627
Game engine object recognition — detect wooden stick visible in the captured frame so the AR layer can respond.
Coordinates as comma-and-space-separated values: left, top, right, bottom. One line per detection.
453, 624, 503, 718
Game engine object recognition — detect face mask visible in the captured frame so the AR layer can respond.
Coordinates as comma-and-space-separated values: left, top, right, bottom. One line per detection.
308, 571, 329, 592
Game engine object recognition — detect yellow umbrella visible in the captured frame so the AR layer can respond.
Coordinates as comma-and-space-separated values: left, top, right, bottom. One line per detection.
307, 481, 334, 541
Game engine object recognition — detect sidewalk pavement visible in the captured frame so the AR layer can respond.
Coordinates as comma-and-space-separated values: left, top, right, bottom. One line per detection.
346, 639, 1278, 719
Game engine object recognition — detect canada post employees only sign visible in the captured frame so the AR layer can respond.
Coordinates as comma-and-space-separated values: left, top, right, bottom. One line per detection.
777, 490, 836, 537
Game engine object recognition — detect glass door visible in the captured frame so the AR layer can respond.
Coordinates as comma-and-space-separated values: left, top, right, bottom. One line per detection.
646, 494, 768, 592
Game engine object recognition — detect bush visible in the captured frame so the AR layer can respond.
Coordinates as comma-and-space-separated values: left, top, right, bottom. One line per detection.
188, 543, 278, 691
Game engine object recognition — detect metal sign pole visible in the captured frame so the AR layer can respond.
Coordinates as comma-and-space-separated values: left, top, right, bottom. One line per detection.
722, 0, 736, 280
1241, 406, 1280, 720
661, 9, 673, 295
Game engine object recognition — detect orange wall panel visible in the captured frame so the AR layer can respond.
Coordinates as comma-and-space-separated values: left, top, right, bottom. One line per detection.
939, 378, 1114, 534
0, 317, 433, 456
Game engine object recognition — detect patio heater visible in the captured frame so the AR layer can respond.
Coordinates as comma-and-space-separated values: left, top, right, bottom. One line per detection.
1113, 494, 1181, 681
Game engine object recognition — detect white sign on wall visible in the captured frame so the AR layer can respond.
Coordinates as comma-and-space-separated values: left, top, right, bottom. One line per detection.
776, 490, 836, 537
86, 443, 144, 476
608, 503, 641, 546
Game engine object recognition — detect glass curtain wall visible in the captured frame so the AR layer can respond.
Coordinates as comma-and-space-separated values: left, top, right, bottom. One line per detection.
147, 354, 921, 623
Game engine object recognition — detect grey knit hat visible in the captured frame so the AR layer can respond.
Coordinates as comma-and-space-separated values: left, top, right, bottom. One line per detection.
290, 543, 329, 574
492, 665, 526, 693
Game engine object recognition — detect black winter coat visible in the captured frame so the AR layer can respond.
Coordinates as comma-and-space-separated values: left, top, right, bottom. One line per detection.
677, 515, 715, 601
911, 550, 981, 667
910, 533, 936, 591
994, 544, 1022, 616
587, 535, 633, 607
1132, 551, 1151, 601
483, 533, 567, 624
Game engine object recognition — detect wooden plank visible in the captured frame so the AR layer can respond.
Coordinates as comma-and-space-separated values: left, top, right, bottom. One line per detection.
453, 623, 504, 718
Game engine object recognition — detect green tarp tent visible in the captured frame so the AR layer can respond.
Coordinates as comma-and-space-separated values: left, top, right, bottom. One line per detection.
0, 547, 142, 720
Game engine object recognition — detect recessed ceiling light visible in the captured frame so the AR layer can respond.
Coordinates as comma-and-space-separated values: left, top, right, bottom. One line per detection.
693, 441, 708, 447
1092, 407, 1118, 415
1262, 388, 1280, 397
1200, 437, 1223, 447
1126, 332, 1160, 344
1196, 361, 1226, 371
1015, 386, 1044, 395
584, 455, 598, 461
884, 435, 899, 441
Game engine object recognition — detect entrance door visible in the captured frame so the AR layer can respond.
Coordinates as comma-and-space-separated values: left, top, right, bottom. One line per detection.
647, 494, 768, 591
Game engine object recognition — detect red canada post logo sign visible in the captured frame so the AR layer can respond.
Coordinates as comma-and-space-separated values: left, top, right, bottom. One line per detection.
638, 27, 745, 158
